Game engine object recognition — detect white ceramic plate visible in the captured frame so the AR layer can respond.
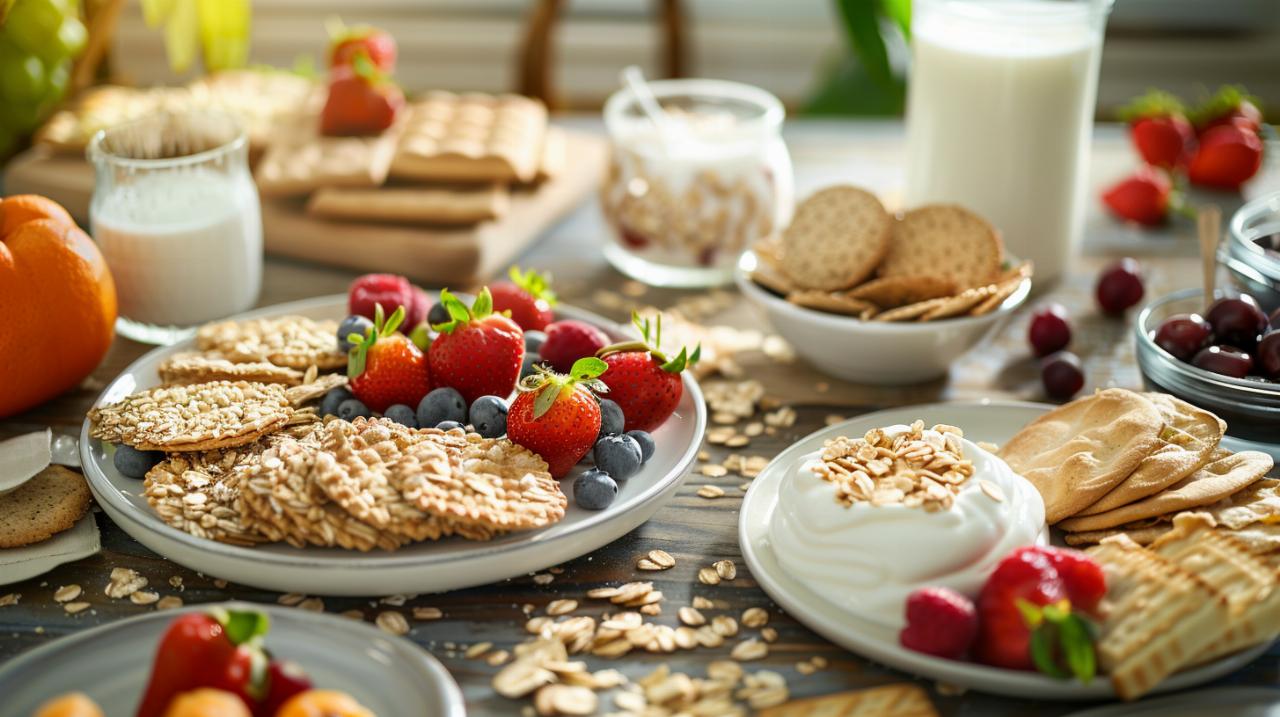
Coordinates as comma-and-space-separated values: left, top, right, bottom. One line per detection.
0, 602, 464, 716
739, 400, 1271, 701
80, 295, 705, 596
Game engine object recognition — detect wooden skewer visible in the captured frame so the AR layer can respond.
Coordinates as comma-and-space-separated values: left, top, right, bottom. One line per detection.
1197, 205, 1222, 311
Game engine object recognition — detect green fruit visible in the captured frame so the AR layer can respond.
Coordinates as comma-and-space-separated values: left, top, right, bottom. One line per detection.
50, 16, 86, 61
5, 0, 65, 57
0, 52, 45, 102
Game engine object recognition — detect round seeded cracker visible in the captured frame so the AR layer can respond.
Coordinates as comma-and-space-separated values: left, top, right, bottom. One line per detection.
879, 204, 1003, 289
779, 186, 891, 291
89, 381, 294, 452
0, 465, 92, 548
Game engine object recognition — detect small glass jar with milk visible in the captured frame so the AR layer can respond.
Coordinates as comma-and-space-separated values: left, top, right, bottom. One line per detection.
88, 112, 263, 344
601, 78, 794, 287
904, 0, 1113, 286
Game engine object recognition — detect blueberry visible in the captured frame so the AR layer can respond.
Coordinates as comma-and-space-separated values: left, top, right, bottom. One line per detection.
417, 387, 467, 428
593, 434, 642, 481
337, 314, 374, 353
523, 330, 547, 353
427, 302, 451, 327
626, 430, 656, 463
320, 386, 355, 417
470, 395, 509, 438
337, 398, 371, 421
521, 353, 544, 379
113, 444, 163, 479
383, 403, 417, 428
574, 468, 618, 510
436, 420, 464, 431
597, 399, 625, 438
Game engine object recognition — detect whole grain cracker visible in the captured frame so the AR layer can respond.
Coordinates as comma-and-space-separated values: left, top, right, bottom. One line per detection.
284, 373, 349, 407
196, 316, 346, 370
158, 351, 304, 386
0, 465, 92, 548
919, 284, 994, 321
872, 297, 948, 322
89, 381, 293, 452
847, 275, 957, 308
879, 204, 1003, 289
785, 290, 876, 317
143, 445, 271, 546
780, 186, 891, 291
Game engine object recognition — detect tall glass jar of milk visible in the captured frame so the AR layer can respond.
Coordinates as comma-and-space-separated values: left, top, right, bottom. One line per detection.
904, 0, 1112, 285
88, 112, 263, 344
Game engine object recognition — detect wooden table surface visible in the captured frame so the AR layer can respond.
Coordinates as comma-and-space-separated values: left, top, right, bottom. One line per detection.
2, 120, 1277, 716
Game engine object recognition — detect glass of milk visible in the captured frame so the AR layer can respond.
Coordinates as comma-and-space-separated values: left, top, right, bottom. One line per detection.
904, 0, 1113, 286
88, 112, 263, 344
601, 79, 794, 287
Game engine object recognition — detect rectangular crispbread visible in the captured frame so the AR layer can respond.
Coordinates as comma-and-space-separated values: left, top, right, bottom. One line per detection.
306, 184, 508, 225
389, 92, 547, 184
757, 684, 938, 717
254, 119, 404, 197
1087, 534, 1230, 700
1150, 513, 1280, 662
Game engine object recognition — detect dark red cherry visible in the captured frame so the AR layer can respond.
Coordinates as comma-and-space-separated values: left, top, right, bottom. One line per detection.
1153, 313, 1213, 361
1028, 304, 1072, 357
1257, 332, 1280, 380
1041, 350, 1085, 400
1095, 258, 1145, 315
1204, 296, 1267, 351
1191, 345, 1253, 378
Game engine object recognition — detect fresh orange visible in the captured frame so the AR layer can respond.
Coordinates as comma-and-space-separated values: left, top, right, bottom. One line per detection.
0, 195, 117, 418
32, 692, 105, 717
275, 690, 376, 717
161, 689, 250, 717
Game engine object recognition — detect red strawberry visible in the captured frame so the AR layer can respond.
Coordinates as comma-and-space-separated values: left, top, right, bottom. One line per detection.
899, 587, 978, 660
1193, 85, 1264, 136
1119, 90, 1194, 169
540, 320, 610, 374
1188, 123, 1264, 191
597, 313, 699, 433
976, 547, 1097, 682
349, 274, 413, 322
428, 288, 525, 404
1101, 167, 1170, 227
507, 358, 606, 478
347, 304, 431, 413
320, 62, 403, 137
490, 266, 556, 331
1033, 546, 1106, 615
328, 22, 397, 72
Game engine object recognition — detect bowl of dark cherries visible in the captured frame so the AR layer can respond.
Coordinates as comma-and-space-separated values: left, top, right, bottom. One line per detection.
1136, 288, 1280, 443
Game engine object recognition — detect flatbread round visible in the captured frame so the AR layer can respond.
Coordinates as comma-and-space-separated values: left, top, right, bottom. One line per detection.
1057, 450, 1275, 532
999, 389, 1165, 524
879, 205, 1003, 289
0, 465, 92, 548
780, 186, 891, 291
1075, 395, 1225, 516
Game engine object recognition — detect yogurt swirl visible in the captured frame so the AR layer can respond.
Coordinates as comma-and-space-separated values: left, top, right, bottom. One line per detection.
768, 426, 1045, 629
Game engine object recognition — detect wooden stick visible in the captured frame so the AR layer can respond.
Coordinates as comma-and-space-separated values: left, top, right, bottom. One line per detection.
1197, 205, 1222, 311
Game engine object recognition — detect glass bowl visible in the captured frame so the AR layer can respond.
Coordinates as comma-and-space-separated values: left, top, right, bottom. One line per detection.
1134, 287, 1280, 443
1222, 190, 1280, 316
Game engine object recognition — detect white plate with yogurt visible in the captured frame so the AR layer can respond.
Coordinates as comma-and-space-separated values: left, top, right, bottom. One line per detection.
740, 400, 1270, 701
80, 294, 705, 596
0, 602, 464, 716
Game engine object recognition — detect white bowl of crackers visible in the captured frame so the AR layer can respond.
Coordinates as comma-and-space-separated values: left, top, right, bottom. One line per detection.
736, 185, 1031, 384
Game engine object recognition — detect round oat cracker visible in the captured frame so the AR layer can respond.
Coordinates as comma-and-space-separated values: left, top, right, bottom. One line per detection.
143, 445, 271, 546
779, 186, 891, 291
0, 465, 92, 548
196, 315, 346, 370
847, 275, 957, 308
1057, 450, 1274, 533
999, 388, 1164, 524
88, 381, 293, 452
879, 204, 1003, 289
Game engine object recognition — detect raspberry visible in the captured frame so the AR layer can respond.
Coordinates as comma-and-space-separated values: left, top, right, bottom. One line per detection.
540, 320, 609, 373
899, 586, 977, 660
1033, 546, 1107, 614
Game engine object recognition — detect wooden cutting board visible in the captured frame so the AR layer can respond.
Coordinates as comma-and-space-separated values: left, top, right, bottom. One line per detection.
2, 128, 607, 286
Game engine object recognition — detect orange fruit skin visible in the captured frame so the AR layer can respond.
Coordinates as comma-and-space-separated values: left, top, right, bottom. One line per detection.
0, 195, 117, 418
33, 692, 105, 717
161, 689, 251, 717
276, 690, 376, 717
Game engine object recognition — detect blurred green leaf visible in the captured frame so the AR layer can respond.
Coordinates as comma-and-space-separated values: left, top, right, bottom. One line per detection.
803, 52, 904, 116
834, 0, 893, 92
882, 0, 911, 39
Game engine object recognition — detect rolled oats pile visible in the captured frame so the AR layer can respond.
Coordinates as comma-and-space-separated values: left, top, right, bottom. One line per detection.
813, 420, 975, 511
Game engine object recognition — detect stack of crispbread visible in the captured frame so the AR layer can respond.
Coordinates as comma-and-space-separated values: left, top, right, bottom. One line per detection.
998, 389, 1276, 551
261, 90, 564, 227
749, 186, 1031, 322
1086, 513, 1280, 699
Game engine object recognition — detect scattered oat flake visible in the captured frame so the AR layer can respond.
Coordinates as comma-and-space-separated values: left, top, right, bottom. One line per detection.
466, 641, 494, 659
647, 549, 675, 567
699, 465, 728, 478
936, 681, 968, 696
380, 593, 409, 606
168, 576, 184, 589
640, 603, 662, 616
64, 601, 91, 614
105, 568, 147, 599
742, 607, 768, 628
156, 596, 184, 610
53, 585, 81, 603
714, 560, 737, 580
298, 597, 325, 612
796, 661, 816, 675
487, 649, 511, 666
692, 596, 714, 609
413, 606, 443, 620
0, 593, 19, 607
698, 567, 721, 585
980, 479, 1005, 503
547, 599, 578, 616
761, 627, 778, 643
213, 579, 228, 589
678, 606, 706, 626
376, 611, 409, 636
277, 592, 306, 606
340, 609, 364, 620
130, 591, 160, 606
636, 559, 663, 571
811, 656, 828, 669
697, 484, 725, 498
697, 450, 711, 461
824, 414, 847, 426
731, 639, 768, 661
533, 573, 554, 585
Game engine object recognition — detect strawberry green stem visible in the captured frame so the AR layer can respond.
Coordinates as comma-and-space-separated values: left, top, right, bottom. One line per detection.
519, 357, 608, 419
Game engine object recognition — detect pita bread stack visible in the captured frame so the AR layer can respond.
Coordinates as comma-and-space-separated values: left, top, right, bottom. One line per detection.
998, 389, 1277, 561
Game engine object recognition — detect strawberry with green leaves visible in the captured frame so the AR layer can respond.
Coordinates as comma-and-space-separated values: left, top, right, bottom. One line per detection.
346, 304, 431, 413
428, 288, 525, 404
597, 313, 699, 433
507, 358, 607, 478
490, 266, 557, 331
320, 54, 404, 137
